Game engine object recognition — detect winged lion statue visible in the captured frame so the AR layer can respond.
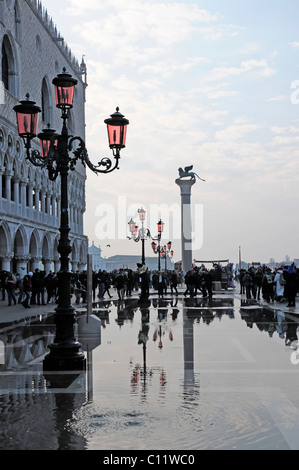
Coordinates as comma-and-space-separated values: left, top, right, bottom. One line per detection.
178, 165, 205, 181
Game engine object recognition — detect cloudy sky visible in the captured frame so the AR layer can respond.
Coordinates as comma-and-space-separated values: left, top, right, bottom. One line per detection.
42, 0, 299, 266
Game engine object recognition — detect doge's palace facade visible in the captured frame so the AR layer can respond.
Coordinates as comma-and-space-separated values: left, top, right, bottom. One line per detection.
0, 0, 88, 274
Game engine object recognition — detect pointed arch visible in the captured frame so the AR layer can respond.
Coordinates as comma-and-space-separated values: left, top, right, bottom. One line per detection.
0, 220, 11, 255
29, 229, 40, 259
41, 232, 51, 260
13, 225, 27, 257
41, 76, 53, 125
1, 33, 18, 96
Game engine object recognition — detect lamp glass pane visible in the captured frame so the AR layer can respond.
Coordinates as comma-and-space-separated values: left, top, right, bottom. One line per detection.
17, 112, 39, 137
55, 85, 75, 109
107, 124, 127, 148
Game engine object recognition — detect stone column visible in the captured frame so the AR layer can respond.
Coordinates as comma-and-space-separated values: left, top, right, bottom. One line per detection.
15, 255, 31, 275
0, 255, 13, 272
28, 183, 34, 219
175, 178, 195, 273
43, 258, 53, 275
31, 257, 42, 272
20, 181, 27, 218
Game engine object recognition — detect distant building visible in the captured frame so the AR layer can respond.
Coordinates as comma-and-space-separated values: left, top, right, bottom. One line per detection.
88, 242, 107, 271
106, 255, 170, 272
87, 244, 174, 272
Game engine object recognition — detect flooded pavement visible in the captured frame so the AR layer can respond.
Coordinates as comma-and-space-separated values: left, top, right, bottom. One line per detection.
1, 291, 299, 451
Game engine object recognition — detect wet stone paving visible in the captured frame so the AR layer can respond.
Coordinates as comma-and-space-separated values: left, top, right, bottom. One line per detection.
1, 288, 299, 451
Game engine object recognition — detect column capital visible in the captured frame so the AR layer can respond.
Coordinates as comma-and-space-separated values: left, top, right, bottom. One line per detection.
0, 253, 13, 261
14, 255, 31, 262
175, 178, 196, 195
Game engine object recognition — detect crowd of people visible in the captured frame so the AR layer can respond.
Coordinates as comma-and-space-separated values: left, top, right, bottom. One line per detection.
238, 263, 299, 307
0, 269, 59, 308
0, 261, 298, 308
0, 267, 184, 307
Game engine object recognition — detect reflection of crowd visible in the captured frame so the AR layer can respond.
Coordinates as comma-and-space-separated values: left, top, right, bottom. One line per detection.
239, 263, 299, 307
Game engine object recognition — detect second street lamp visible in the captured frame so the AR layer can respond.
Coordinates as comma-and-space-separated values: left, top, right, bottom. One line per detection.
160, 241, 174, 270
14, 68, 129, 372
127, 208, 151, 266
151, 219, 166, 271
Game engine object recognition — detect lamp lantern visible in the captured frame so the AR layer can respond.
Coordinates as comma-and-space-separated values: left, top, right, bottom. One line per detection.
128, 218, 136, 234
104, 107, 129, 150
13, 94, 41, 140
138, 208, 146, 221
52, 68, 77, 110
38, 125, 58, 159
157, 219, 164, 233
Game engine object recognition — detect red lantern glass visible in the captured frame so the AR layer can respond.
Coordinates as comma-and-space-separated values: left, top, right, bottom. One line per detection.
104, 107, 129, 149
157, 219, 164, 233
138, 208, 146, 221
52, 68, 77, 110
128, 218, 136, 233
13, 94, 41, 139
38, 125, 58, 159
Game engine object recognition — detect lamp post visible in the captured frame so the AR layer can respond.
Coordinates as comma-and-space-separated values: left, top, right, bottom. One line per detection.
151, 219, 170, 271
14, 68, 129, 371
159, 241, 174, 270
127, 207, 151, 266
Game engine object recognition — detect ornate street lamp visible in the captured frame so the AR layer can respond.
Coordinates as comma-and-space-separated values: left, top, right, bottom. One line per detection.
151, 219, 169, 271
127, 208, 151, 266
14, 68, 129, 372
159, 241, 174, 270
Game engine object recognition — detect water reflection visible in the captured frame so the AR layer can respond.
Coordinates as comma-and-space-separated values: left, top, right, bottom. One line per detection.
239, 305, 299, 346
1, 296, 299, 449
0, 315, 55, 372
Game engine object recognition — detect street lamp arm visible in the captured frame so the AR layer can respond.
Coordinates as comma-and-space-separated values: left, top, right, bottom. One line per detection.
25, 147, 46, 168
128, 234, 141, 242
69, 136, 121, 174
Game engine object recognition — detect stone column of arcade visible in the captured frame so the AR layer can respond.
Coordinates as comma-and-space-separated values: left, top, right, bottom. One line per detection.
175, 177, 196, 273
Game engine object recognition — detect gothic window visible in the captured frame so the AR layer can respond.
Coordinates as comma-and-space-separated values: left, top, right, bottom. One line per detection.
41, 77, 52, 124
14, 1, 22, 43
1, 174, 5, 198
26, 185, 29, 207
36, 35, 42, 55
0, 1, 4, 24
1, 42, 9, 90
1, 35, 18, 96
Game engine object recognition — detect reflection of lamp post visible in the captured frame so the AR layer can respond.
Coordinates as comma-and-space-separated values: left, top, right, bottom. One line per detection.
128, 208, 155, 266
153, 325, 173, 350
14, 68, 129, 371
138, 323, 149, 375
